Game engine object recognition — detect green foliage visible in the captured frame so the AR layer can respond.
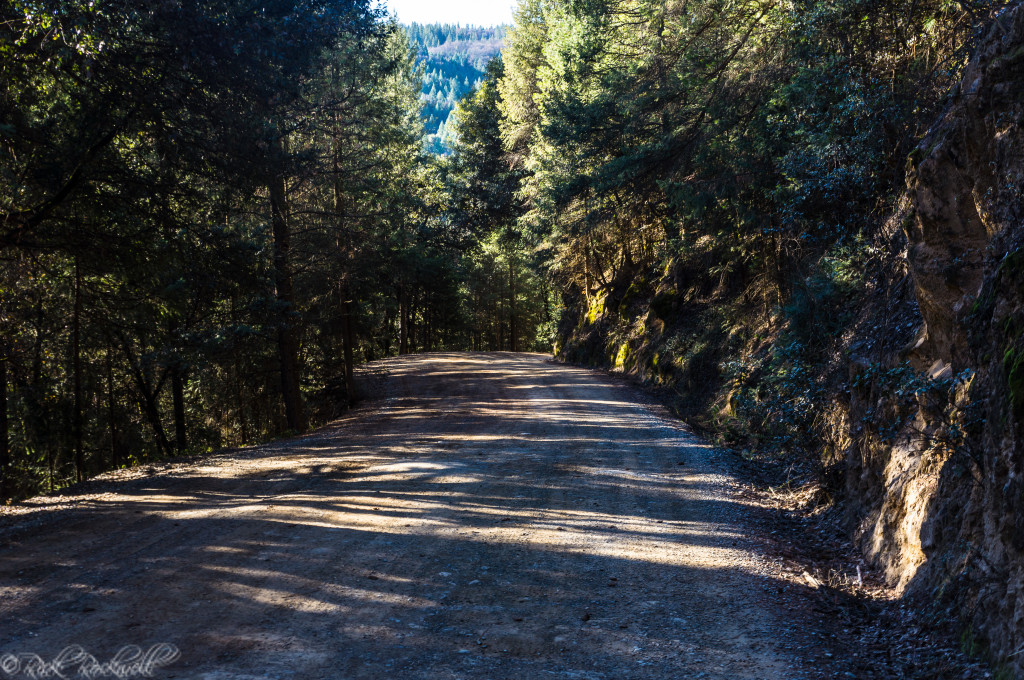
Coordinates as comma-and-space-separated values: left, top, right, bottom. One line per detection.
446, 57, 554, 352
480, 0, 997, 475
0, 0, 1004, 503
784, 238, 878, 344
725, 340, 827, 453
649, 289, 679, 321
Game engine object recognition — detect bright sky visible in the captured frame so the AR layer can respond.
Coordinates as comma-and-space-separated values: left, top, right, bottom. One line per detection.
382, 0, 515, 26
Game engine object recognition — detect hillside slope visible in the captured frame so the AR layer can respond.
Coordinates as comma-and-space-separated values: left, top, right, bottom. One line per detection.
887, 5, 1024, 667
554, 4, 1024, 672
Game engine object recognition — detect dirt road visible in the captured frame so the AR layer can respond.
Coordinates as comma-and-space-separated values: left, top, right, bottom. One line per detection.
0, 353, 839, 679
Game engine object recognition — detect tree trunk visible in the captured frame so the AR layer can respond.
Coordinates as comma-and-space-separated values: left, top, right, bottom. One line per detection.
107, 351, 118, 469
342, 300, 355, 405
474, 291, 481, 351
425, 307, 432, 353
0, 345, 9, 501
118, 335, 173, 457
399, 290, 409, 355
73, 257, 84, 483
234, 359, 248, 446
31, 299, 43, 384
268, 145, 306, 433
421, 305, 428, 353
381, 306, 393, 357
508, 259, 518, 353
140, 388, 172, 456
403, 296, 411, 352
230, 295, 249, 445
172, 368, 186, 452
332, 150, 356, 405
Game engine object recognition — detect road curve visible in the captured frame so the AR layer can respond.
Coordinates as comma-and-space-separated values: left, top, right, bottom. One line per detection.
0, 353, 835, 679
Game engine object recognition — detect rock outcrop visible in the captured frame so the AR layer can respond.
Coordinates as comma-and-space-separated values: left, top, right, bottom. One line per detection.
849, 3, 1024, 670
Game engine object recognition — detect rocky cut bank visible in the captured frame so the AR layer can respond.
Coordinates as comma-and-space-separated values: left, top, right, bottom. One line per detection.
850, 2, 1024, 671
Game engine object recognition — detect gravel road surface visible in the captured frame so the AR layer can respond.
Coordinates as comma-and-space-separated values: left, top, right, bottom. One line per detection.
0, 353, 840, 679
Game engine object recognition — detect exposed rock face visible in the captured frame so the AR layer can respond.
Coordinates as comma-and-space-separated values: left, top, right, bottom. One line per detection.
849, 3, 1024, 670
907, 4, 1024, 366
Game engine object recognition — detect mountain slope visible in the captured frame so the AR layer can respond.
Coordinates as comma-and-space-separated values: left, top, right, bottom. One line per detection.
404, 23, 507, 153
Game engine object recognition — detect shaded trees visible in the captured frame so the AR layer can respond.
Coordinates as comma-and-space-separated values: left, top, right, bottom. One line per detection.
447, 57, 553, 352
455, 0, 1004, 461
6, 0, 989, 506
0, 1, 467, 499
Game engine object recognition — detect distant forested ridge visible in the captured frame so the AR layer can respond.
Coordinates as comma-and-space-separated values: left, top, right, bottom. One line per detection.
403, 23, 507, 153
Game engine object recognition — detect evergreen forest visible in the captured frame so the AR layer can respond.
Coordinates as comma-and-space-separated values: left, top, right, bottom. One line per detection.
405, 23, 507, 153
0, 2, 543, 500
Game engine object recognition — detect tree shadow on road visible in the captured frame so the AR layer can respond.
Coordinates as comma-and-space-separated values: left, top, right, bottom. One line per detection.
0, 353, 836, 679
